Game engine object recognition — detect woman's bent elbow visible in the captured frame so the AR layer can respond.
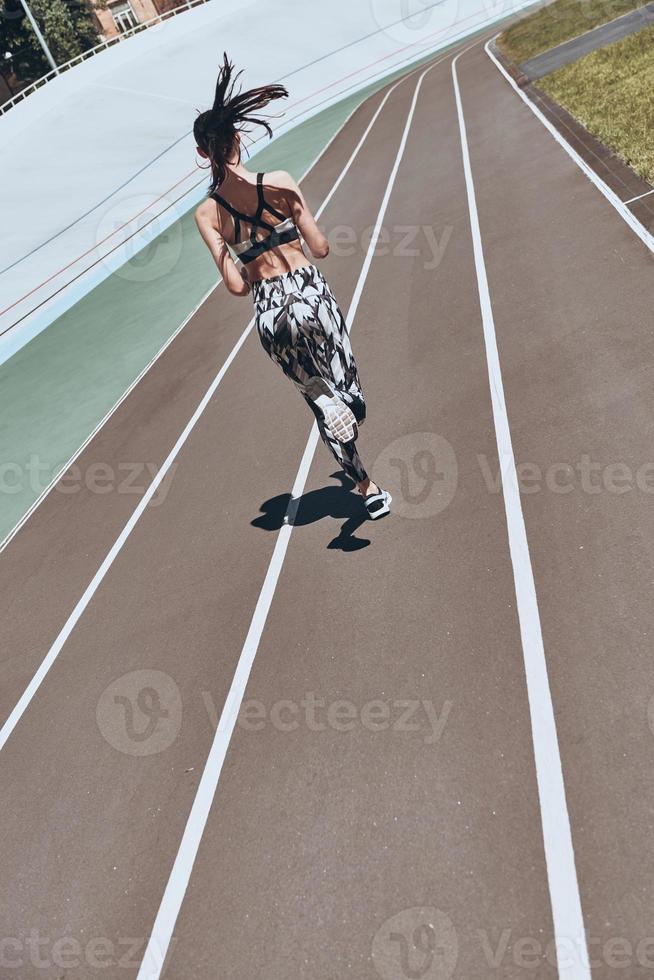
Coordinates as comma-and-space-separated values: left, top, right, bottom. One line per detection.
313, 242, 329, 259
226, 281, 250, 297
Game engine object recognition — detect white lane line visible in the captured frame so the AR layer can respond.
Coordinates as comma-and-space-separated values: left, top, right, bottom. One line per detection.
485, 37, 654, 255
135, 54, 445, 980
0, 76, 396, 559
452, 49, 591, 980
0, 71, 415, 755
623, 187, 654, 205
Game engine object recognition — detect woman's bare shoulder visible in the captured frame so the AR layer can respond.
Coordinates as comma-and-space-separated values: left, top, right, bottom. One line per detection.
265, 169, 297, 189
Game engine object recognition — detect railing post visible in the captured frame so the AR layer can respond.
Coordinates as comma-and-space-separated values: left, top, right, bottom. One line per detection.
17, 0, 59, 72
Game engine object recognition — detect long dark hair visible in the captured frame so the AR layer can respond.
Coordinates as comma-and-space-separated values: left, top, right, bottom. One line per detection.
194, 53, 288, 192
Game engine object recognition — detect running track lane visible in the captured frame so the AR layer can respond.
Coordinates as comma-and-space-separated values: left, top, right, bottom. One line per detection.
152, 43, 562, 980
0, 79, 392, 729
2, 22, 651, 980
0, 60, 437, 980
458, 40, 654, 980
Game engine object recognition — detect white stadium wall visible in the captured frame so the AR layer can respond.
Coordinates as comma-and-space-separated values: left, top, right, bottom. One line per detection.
0, 0, 533, 361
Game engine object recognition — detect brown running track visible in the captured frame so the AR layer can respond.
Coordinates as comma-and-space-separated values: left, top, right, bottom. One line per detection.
0, 27, 653, 980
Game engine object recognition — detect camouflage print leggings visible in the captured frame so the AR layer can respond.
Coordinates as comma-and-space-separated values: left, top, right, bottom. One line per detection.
252, 264, 368, 483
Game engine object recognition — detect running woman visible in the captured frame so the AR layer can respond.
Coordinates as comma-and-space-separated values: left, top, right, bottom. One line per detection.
193, 54, 391, 520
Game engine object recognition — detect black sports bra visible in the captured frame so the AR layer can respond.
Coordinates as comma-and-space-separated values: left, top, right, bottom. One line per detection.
211, 172, 300, 265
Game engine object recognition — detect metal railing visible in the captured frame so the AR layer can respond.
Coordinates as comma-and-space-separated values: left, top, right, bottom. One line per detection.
0, 0, 213, 116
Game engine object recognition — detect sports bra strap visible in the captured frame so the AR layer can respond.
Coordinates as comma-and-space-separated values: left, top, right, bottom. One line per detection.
211, 192, 244, 242
256, 172, 286, 224
213, 174, 289, 245
255, 171, 265, 215
251, 173, 267, 242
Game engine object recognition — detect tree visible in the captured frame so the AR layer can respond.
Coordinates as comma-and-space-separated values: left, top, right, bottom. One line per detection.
0, 0, 102, 92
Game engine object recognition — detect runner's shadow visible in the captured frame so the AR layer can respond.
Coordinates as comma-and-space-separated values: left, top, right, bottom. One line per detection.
252, 472, 371, 551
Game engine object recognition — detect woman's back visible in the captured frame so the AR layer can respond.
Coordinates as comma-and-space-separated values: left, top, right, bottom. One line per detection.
210, 168, 311, 282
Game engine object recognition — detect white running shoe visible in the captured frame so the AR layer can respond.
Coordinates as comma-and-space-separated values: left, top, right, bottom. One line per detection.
363, 487, 392, 520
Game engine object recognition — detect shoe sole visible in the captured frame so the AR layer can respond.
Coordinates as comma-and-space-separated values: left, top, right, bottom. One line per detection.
324, 406, 358, 444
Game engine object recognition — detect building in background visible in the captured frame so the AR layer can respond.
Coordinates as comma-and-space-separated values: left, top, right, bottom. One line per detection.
1, 0, 197, 104
93, 0, 180, 38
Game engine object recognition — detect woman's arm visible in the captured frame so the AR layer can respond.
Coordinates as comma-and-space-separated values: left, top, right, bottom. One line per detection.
275, 171, 329, 259
194, 203, 250, 296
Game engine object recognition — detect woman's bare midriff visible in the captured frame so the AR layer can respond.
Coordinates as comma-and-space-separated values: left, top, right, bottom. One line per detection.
243, 239, 315, 284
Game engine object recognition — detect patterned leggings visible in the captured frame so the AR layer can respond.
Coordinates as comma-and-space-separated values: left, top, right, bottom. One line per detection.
253, 264, 368, 483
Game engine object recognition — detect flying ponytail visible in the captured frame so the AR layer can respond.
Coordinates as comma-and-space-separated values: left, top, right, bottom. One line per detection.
194, 53, 289, 192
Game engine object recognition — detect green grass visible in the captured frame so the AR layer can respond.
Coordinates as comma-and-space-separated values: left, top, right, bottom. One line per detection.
498, 0, 648, 63
537, 24, 654, 182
